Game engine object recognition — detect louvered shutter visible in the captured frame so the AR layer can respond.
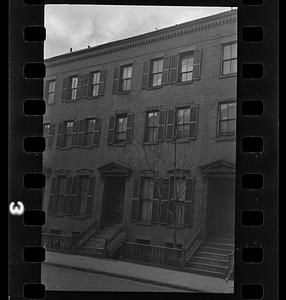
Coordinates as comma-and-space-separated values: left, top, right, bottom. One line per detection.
82, 73, 90, 98
44, 81, 49, 102
142, 61, 150, 89
166, 110, 175, 141
160, 178, 169, 224
75, 75, 84, 100
184, 177, 194, 227
192, 50, 202, 80
189, 105, 199, 139
71, 121, 79, 147
61, 78, 68, 102
69, 177, 78, 215
93, 118, 101, 146
63, 177, 72, 215
47, 123, 55, 150
151, 177, 160, 223
86, 176, 95, 217
48, 177, 57, 214
126, 113, 134, 144
112, 67, 120, 93
161, 56, 170, 85
98, 70, 106, 96
56, 122, 64, 148
157, 110, 166, 141
169, 55, 179, 84
130, 177, 140, 222
107, 116, 115, 145
77, 120, 86, 147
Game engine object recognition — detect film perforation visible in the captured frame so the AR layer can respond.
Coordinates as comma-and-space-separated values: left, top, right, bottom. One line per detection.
24, 137, 45, 153
23, 283, 45, 299
242, 100, 263, 116
242, 247, 263, 263
242, 63, 264, 79
24, 62, 46, 79
24, 210, 45, 226
242, 174, 264, 190
24, 100, 46, 116
241, 210, 263, 226
24, 26, 46, 42
242, 136, 263, 152
241, 283, 264, 299
24, 173, 45, 189
242, 26, 264, 42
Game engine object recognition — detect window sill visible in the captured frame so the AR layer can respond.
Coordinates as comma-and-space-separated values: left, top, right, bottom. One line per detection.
143, 142, 159, 146
215, 136, 236, 142
87, 95, 101, 100
175, 80, 194, 86
111, 142, 127, 147
58, 146, 73, 150
219, 73, 237, 79
80, 145, 98, 149
146, 85, 163, 90
116, 90, 132, 95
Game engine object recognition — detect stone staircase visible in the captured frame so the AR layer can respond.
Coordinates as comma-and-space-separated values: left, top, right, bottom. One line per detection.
77, 223, 126, 258
187, 238, 234, 278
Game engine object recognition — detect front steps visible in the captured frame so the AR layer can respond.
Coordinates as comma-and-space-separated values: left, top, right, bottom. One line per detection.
187, 238, 234, 279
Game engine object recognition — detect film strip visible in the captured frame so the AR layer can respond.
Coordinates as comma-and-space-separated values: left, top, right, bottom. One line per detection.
8, 0, 278, 299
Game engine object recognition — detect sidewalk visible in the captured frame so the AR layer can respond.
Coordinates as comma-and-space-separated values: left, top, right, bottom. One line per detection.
44, 251, 234, 293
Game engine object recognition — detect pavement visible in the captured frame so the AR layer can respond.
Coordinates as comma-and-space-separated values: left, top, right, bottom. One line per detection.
44, 251, 234, 293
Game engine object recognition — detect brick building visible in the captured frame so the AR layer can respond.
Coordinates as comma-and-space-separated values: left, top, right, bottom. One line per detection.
43, 10, 237, 277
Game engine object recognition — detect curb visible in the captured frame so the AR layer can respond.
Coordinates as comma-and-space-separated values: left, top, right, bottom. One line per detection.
43, 262, 202, 292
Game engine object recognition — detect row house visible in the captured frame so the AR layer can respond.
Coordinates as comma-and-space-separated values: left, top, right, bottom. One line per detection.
43, 9, 237, 278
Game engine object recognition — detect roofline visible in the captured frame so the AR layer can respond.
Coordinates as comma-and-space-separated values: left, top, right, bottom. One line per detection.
45, 9, 237, 63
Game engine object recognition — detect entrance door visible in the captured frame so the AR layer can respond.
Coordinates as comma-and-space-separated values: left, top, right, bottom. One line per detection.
101, 177, 125, 225
206, 177, 235, 240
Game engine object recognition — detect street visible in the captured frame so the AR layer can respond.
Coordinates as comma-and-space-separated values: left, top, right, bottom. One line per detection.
42, 264, 188, 292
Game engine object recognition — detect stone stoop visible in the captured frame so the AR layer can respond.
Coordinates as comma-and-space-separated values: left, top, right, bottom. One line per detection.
186, 238, 234, 279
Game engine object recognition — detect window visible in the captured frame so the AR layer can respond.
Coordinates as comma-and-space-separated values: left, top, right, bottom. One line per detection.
176, 108, 191, 140
85, 119, 97, 146
44, 123, 50, 142
120, 65, 132, 91
218, 102, 236, 137
179, 52, 194, 82
151, 58, 163, 87
63, 121, 74, 147
222, 42, 237, 75
146, 111, 159, 143
70, 76, 78, 100
91, 72, 100, 97
169, 177, 186, 225
56, 175, 68, 214
139, 178, 154, 222
43, 123, 55, 150
47, 80, 56, 104
115, 115, 127, 144
77, 176, 90, 216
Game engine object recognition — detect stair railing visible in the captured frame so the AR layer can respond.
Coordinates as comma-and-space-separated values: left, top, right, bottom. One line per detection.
73, 219, 99, 249
183, 230, 203, 265
104, 222, 127, 256
225, 248, 234, 281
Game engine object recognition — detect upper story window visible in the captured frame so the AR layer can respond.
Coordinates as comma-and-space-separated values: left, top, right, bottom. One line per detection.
179, 52, 194, 82
139, 177, 154, 222
151, 58, 164, 87
85, 119, 97, 146
70, 76, 78, 100
63, 121, 74, 147
221, 42, 237, 76
91, 72, 100, 97
145, 111, 159, 143
115, 115, 128, 144
176, 108, 191, 140
120, 65, 132, 91
44, 123, 55, 150
218, 102, 236, 137
46, 80, 56, 104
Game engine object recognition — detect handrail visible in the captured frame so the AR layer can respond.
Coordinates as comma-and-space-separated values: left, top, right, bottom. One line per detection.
105, 222, 127, 253
74, 220, 99, 248
42, 233, 75, 251
225, 248, 234, 281
184, 230, 202, 263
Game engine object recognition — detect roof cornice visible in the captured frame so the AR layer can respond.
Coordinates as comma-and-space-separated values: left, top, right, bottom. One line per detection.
45, 10, 237, 68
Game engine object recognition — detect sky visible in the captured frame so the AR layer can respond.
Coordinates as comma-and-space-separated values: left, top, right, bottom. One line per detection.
44, 5, 233, 59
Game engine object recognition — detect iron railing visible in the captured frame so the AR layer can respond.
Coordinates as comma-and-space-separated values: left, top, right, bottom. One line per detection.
225, 249, 234, 281
183, 230, 203, 263
105, 222, 127, 257
74, 220, 99, 248
42, 233, 75, 251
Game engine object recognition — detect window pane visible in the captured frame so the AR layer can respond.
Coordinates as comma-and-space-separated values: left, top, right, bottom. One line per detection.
228, 103, 236, 119
228, 119, 236, 131
158, 59, 163, 72
93, 85, 99, 96
93, 72, 100, 84
58, 177, 67, 195
148, 112, 159, 126
141, 199, 152, 221
231, 43, 237, 59
49, 81, 55, 92
71, 77, 78, 88
79, 176, 89, 215
71, 89, 77, 100
87, 119, 96, 132
223, 60, 231, 75
220, 120, 228, 132
220, 104, 228, 119
230, 59, 237, 74
223, 45, 231, 60
44, 124, 50, 137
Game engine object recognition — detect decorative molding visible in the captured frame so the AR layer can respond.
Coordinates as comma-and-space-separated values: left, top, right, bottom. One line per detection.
76, 168, 94, 176
45, 11, 237, 68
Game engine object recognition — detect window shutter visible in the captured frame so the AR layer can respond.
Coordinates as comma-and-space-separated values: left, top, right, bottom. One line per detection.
71, 121, 79, 147
44, 81, 49, 102
166, 110, 175, 141
189, 105, 199, 139
92, 118, 101, 146
126, 113, 134, 144
56, 122, 64, 148
61, 78, 68, 102
142, 61, 150, 89
157, 110, 166, 141
75, 75, 84, 100
47, 123, 55, 150
63, 177, 72, 215
48, 177, 58, 214
161, 56, 170, 85
77, 120, 86, 147
184, 177, 194, 227
112, 67, 120, 93
169, 55, 179, 84
151, 177, 160, 223
130, 177, 140, 222
86, 176, 95, 217
107, 116, 115, 145
160, 178, 169, 224
82, 73, 90, 98
143, 113, 149, 143
192, 50, 202, 80
69, 177, 78, 215
98, 70, 106, 96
